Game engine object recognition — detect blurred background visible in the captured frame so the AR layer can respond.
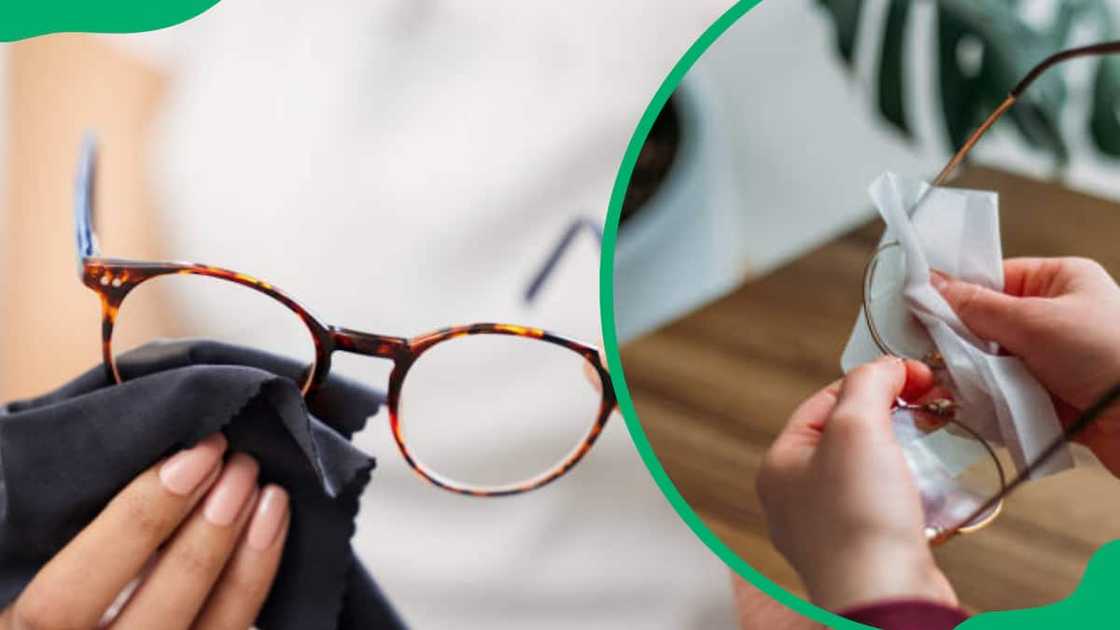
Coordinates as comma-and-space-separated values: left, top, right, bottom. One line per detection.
616, 0, 1120, 340
0, 1, 748, 629
617, 0, 1120, 615
10, 0, 1120, 623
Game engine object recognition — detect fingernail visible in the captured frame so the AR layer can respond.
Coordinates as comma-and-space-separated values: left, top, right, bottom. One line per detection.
203, 453, 259, 527
158, 433, 228, 496
247, 485, 289, 551
929, 269, 948, 291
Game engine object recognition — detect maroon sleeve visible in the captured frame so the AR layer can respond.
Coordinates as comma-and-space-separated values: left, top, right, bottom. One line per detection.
839, 599, 969, 629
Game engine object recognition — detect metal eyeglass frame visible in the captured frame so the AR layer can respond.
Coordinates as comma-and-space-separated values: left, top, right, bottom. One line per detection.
861, 41, 1120, 544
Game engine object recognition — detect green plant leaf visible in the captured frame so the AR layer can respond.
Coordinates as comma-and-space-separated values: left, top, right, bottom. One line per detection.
938, 0, 1069, 160
817, 0, 864, 69
878, 0, 912, 137
820, 0, 1093, 163
936, 5, 983, 151
1090, 55, 1120, 157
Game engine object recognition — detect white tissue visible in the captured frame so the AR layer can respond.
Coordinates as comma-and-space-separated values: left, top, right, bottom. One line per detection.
841, 172, 1073, 478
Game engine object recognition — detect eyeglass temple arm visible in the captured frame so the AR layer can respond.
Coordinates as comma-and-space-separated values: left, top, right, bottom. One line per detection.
522, 217, 603, 305
941, 42, 1120, 524
948, 381, 1120, 540
933, 41, 1120, 186
872, 41, 1120, 354
74, 134, 101, 273
933, 42, 1120, 534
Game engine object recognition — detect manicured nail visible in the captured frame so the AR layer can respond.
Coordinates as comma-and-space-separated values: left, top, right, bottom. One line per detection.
203, 453, 259, 527
247, 485, 289, 551
158, 433, 228, 496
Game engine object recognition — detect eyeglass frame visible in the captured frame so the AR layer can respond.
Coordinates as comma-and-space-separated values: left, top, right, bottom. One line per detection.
523, 216, 603, 305
860, 41, 1120, 543
73, 138, 616, 498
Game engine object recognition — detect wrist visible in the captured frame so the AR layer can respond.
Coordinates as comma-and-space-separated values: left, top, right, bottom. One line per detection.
802, 539, 957, 613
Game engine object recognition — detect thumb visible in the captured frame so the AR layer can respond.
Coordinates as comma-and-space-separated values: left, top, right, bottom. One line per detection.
930, 270, 1028, 349
826, 357, 907, 437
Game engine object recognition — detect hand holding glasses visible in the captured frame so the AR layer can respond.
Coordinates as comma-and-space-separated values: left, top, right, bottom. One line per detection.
860, 41, 1120, 544
74, 140, 615, 497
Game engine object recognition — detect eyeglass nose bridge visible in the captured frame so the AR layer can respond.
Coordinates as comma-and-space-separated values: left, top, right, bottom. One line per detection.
328, 326, 409, 361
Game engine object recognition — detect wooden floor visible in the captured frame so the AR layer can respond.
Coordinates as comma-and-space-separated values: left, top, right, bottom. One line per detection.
620, 166, 1120, 613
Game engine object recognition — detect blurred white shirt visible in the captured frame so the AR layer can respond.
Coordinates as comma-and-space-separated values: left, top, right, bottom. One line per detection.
109, 2, 738, 628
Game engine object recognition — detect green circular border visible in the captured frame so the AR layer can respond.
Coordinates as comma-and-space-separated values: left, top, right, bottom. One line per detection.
597, 2, 865, 627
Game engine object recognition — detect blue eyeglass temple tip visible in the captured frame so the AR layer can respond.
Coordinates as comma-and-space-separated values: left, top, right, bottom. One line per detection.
522, 217, 603, 305
74, 134, 99, 267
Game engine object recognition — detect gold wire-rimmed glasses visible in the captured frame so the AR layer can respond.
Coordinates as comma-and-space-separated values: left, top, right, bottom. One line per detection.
861, 41, 1120, 544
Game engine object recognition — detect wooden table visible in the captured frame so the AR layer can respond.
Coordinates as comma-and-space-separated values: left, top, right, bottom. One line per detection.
620, 166, 1120, 612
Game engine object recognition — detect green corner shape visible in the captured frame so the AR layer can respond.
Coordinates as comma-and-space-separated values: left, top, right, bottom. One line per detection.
0, 1, 220, 42
961, 540, 1120, 628
597, 0, 1120, 628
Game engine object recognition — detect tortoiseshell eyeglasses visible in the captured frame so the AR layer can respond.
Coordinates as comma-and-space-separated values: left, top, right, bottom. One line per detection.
860, 41, 1120, 544
74, 139, 615, 497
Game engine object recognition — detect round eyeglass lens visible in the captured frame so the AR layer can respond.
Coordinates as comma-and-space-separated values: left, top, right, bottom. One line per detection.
891, 405, 1004, 540
396, 333, 604, 493
863, 242, 938, 360
866, 244, 1007, 539
110, 273, 318, 391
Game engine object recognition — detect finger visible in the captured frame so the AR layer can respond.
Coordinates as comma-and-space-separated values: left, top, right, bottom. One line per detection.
1001, 257, 1113, 298
191, 485, 290, 630
825, 357, 907, 437
930, 269, 1029, 349
768, 378, 843, 464
761, 378, 843, 508
1001, 257, 1060, 298
776, 359, 928, 451
2, 434, 227, 630
113, 453, 260, 630
899, 359, 935, 402
786, 379, 843, 434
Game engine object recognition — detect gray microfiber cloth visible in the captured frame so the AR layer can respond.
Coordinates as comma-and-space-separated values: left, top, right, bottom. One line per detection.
0, 340, 406, 629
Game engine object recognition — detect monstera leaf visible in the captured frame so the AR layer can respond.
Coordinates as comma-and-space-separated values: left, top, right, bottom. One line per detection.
817, 0, 1120, 162
1091, 55, 1120, 155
